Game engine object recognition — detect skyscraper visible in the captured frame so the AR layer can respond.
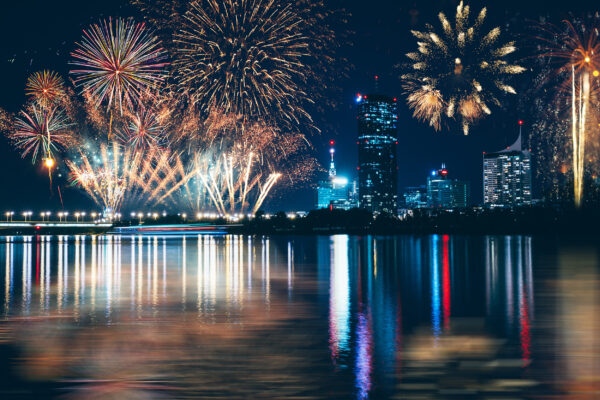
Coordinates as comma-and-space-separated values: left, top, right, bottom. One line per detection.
427, 165, 470, 209
483, 124, 532, 208
316, 141, 358, 210
356, 89, 398, 214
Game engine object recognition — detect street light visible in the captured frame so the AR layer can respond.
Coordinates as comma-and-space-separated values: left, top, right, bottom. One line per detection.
22, 211, 32, 222
75, 212, 81, 222
137, 212, 143, 224
91, 212, 97, 221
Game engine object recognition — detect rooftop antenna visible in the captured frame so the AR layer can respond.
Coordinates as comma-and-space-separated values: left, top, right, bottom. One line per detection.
374, 75, 380, 93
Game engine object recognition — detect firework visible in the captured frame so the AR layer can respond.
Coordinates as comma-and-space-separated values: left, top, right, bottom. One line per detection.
25, 70, 65, 108
67, 141, 145, 211
173, 0, 318, 126
70, 18, 168, 114
536, 18, 600, 207
118, 106, 165, 150
12, 105, 72, 163
133, 149, 282, 215
193, 151, 282, 215
402, 1, 524, 134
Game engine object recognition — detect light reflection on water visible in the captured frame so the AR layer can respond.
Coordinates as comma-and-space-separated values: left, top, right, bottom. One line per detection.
0, 234, 598, 399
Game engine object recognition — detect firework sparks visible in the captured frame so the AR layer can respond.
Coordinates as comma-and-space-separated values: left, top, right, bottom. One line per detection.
138, 150, 282, 215
25, 70, 65, 108
173, 0, 316, 126
70, 17, 168, 114
536, 19, 600, 207
12, 105, 72, 163
194, 152, 282, 215
118, 106, 165, 151
402, 1, 524, 134
67, 141, 144, 211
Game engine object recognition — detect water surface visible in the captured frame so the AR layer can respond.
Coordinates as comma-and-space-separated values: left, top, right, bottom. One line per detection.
0, 234, 598, 399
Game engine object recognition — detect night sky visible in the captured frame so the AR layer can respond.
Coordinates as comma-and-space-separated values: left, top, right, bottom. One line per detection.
0, 0, 589, 212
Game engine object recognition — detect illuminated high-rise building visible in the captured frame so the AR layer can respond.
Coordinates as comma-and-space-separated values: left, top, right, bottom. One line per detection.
483, 123, 532, 208
356, 85, 398, 214
427, 165, 470, 209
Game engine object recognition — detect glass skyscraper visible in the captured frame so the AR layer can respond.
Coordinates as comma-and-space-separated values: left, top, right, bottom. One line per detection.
426, 165, 470, 209
483, 130, 532, 208
356, 93, 398, 214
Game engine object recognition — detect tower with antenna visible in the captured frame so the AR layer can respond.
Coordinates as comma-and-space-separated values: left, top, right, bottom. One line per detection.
315, 140, 357, 210
329, 140, 336, 178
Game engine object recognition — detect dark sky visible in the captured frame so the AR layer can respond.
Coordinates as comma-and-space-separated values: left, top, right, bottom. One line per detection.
0, 0, 588, 212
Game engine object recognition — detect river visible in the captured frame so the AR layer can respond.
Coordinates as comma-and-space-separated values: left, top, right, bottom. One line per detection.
0, 234, 598, 399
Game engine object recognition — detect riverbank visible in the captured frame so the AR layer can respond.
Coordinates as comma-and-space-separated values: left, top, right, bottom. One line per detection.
232, 206, 600, 235
1, 206, 598, 237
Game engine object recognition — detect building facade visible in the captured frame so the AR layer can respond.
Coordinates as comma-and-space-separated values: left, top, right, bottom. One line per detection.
403, 186, 428, 209
483, 132, 532, 208
427, 166, 470, 209
316, 143, 358, 210
357, 93, 398, 214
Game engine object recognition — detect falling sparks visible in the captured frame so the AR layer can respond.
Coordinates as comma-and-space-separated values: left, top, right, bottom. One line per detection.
537, 18, 600, 207
401, 1, 523, 134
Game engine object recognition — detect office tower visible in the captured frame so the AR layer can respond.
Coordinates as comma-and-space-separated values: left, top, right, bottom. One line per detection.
316, 141, 357, 210
403, 185, 428, 209
483, 124, 532, 208
356, 89, 398, 214
427, 165, 470, 208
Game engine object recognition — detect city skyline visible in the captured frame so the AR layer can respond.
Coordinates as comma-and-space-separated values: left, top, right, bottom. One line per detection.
0, 0, 595, 212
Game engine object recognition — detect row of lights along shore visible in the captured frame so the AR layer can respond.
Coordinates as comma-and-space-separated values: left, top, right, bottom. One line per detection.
4, 211, 112, 222
3, 210, 290, 223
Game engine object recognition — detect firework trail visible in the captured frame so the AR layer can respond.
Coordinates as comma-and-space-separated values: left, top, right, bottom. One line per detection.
192, 152, 282, 215
401, 1, 524, 134
536, 18, 600, 207
70, 17, 168, 114
12, 105, 72, 164
67, 141, 144, 211
25, 70, 65, 108
125, 148, 281, 215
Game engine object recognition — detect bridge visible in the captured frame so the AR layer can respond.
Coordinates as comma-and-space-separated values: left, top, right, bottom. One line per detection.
0, 221, 113, 234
